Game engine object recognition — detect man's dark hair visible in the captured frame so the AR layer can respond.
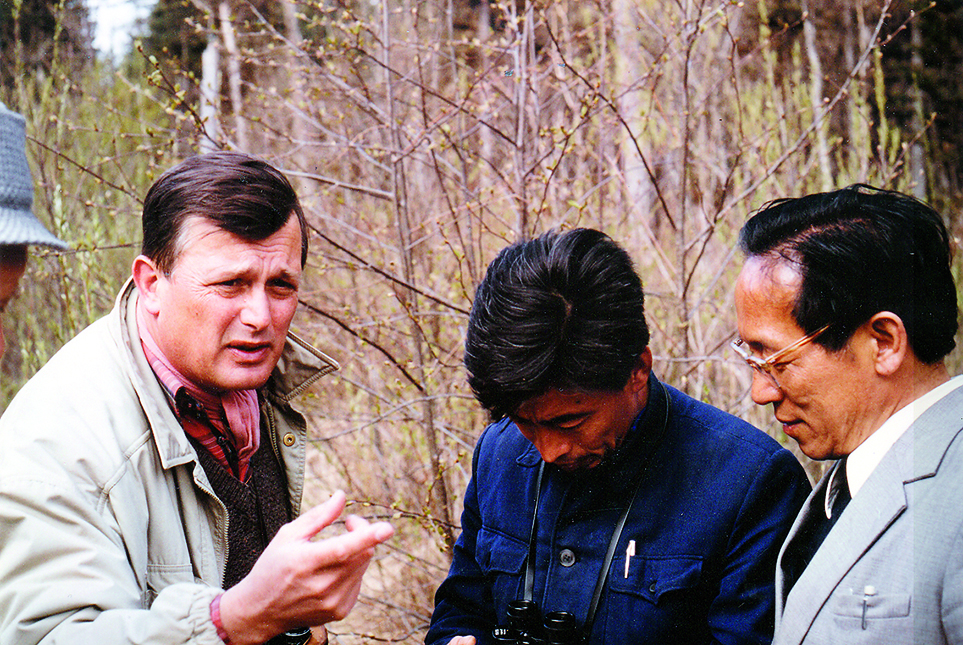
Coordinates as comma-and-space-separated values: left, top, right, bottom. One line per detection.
142, 151, 307, 274
464, 228, 650, 419
0, 245, 26, 265
740, 184, 958, 364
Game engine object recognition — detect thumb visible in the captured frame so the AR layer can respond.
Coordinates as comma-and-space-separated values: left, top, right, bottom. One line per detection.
286, 490, 346, 540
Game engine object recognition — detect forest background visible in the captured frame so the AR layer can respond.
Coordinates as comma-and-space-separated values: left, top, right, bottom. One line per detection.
2, 0, 962, 642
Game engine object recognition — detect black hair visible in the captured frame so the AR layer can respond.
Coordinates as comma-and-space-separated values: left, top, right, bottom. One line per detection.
739, 184, 958, 364
142, 151, 307, 274
0, 245, 27, 266
464, 228, 650, 419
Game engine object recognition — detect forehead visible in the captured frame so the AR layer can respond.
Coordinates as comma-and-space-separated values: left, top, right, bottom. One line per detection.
171, 216, 301, 270
514, 387, 615, 421
735, 256, 806, 343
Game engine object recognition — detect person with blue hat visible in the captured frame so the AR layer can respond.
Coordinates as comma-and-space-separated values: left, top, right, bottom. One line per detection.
0, 101, 67, 357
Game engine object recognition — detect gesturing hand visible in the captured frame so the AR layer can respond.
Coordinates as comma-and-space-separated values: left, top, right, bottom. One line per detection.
218, 490, 394, 645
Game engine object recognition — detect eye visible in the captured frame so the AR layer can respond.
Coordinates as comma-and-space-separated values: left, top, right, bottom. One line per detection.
268, 279, 298, 296
770, 360, 792, 374
211, 278, 244, 294
553, 415, 588, 430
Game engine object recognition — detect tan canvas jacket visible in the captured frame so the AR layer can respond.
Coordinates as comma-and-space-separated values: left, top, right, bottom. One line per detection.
0, 279, 338, 645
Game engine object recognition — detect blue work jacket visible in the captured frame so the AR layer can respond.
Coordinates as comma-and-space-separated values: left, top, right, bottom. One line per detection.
427, 375, 811, 645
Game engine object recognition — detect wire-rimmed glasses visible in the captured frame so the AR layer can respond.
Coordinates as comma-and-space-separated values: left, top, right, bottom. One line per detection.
730, 323, 831, 388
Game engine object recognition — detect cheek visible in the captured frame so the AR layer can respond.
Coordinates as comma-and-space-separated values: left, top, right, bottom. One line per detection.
580, 426, 614, 451
272, 298, 299, 328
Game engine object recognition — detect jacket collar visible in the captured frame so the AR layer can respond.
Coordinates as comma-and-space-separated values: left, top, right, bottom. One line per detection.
110, 278, 339, 469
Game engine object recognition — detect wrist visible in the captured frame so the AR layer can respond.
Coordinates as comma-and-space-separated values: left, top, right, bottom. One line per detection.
216, 586, 275, 645
210, 593, 232, 645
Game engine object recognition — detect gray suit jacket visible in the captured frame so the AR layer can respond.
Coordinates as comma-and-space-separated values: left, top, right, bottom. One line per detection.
773, 383, 963, 645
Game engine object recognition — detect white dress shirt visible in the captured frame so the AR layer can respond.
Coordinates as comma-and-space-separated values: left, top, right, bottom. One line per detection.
843, 374, 963, 502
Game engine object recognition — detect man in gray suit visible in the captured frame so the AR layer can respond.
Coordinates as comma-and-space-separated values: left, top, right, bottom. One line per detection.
731, 184, 962, 644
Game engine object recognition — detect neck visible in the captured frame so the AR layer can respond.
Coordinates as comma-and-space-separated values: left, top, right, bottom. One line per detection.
869, 360, 950, 437
907, 360, 951, 402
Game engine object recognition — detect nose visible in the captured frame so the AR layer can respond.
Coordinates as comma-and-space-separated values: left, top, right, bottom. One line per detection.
750, 370, 783, 406
239, 289, 271, 330
527, 427, 573, 464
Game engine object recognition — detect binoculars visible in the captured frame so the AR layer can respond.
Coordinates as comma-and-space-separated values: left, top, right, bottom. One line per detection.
492, 600, 584, 644
277, 627, 312, 645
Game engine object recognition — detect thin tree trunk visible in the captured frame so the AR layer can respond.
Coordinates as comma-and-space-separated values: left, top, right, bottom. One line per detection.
802, 0, 832, 191
218, 1, 247, 150
614, 0, 654, 236
199, 32, 221, 152
909, 16, 927, 199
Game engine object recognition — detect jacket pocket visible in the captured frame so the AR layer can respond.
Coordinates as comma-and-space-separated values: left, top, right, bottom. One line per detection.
609, 555, 703, 604
476, 527, 529, 623
476, 527, 528, 575
829, 590, 912, 641
145, 563, 195, 607
602, 555, 706, 641
831, 591, 911, 619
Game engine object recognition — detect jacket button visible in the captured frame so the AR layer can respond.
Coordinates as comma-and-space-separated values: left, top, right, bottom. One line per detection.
559, 549, 576, 567
282, 433, 297, 447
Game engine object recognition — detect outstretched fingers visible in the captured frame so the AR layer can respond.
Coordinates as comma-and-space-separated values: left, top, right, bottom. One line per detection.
283, 490, 348, 541
310, 514, 394, 568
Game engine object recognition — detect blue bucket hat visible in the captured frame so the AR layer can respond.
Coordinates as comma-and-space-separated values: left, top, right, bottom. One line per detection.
0, 102, 67, 250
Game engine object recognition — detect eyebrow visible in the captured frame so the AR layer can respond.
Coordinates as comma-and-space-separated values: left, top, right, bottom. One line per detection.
514, 411, 588, 427
210, 264, 301, 282
278, 269, 301, 282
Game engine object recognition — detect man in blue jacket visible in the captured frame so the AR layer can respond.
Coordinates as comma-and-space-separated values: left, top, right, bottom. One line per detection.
426, 228, 811, 645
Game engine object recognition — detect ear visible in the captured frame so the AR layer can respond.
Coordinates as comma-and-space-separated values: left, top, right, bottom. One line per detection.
131, 255, 164, 315
866, 312, 909, 377
626, 347, 653, 395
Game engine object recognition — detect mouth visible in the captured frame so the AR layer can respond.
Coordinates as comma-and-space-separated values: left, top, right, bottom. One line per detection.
553, 454, 602, 471
227, 341, 272, 362
777, 417, 802, 436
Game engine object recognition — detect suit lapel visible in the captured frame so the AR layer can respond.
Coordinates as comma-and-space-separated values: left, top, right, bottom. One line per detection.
775, 465, 830, 618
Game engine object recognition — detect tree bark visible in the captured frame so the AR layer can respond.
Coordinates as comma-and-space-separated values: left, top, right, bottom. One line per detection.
218, 0, 247, 150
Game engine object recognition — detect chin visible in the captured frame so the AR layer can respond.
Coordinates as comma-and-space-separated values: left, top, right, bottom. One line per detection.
799, 444, 834, 461
214, 370, 274, 392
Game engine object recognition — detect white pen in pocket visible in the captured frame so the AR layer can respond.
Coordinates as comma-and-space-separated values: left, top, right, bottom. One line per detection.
624, 539, 636, 578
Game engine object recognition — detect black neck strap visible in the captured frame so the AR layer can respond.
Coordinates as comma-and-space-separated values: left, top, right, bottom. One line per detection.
522, 381, 670, 635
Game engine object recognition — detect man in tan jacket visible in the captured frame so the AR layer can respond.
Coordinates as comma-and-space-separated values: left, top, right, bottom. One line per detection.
0, 152, 393, 645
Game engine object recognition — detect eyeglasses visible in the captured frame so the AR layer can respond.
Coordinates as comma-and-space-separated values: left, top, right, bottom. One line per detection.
730, 323, 831, 388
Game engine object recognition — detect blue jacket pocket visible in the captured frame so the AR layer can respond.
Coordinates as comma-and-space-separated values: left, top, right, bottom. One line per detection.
477, 527, 528, 575
610, 555, 703, 604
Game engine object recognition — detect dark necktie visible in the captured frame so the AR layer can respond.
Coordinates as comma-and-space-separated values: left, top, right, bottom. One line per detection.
785, 459, 851, 593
